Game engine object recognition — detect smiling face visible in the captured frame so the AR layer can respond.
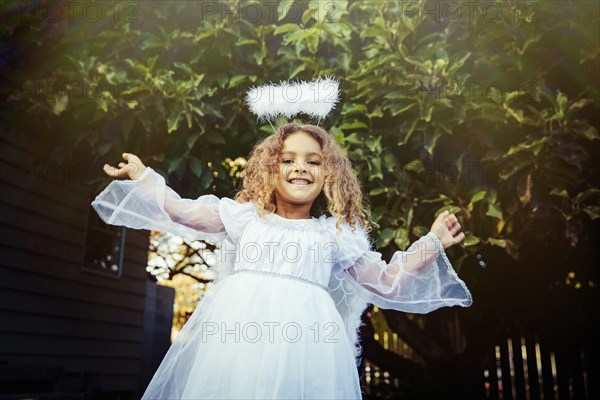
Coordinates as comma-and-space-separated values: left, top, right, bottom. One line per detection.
273, 131, 325, 216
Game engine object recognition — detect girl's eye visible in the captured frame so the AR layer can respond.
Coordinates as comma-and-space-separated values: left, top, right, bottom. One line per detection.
280, 159, 321, 165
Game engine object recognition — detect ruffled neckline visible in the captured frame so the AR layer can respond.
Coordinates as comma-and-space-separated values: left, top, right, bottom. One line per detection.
260, 211, 330, 231
243, 201, 336, 232
270, 212, 316, 222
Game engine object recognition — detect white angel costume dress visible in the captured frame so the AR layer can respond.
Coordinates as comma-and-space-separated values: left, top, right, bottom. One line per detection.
91, 166, 473, 400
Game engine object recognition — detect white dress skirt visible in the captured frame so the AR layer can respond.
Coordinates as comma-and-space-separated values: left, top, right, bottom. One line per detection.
91, 166, 473, 399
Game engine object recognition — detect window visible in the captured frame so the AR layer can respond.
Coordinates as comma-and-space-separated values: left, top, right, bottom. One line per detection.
83, 196, 126, 279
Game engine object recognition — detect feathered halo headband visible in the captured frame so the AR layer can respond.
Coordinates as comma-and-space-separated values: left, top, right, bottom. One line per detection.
244, 75, 340, 130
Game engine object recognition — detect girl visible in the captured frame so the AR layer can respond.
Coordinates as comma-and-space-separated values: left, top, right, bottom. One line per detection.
92, 122, 472, 399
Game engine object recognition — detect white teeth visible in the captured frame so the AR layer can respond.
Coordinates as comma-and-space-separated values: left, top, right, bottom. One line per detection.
290, 179, 309, 185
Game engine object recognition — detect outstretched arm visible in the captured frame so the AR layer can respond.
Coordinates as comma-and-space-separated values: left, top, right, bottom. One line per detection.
345, 232, 450, 292
92, 153, 226, 242
331, 212, 471, 314
361, 209, 465, 284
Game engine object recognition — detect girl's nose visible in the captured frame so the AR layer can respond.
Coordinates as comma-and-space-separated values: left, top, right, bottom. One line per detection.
293, 161, 308, 172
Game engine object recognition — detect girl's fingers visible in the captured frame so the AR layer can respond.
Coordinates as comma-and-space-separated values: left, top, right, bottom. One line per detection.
444, 214, 461, 233
103, 163, 116, 176
450, 221, 462, 235
103, 163, 126, 178
123, 152, 139, 163
434, 210, 465, 247
443, 213, 456, 224
122, 153, 144, 170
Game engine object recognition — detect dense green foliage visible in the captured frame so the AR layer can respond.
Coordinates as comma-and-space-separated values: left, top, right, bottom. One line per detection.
3, 1, 598, 269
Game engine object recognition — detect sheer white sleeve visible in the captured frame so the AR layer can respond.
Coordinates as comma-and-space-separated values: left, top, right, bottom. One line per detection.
328, 218, 473, 314
327, 219, 472, 367
338, 232, 472, 313
91, 166, 254, 243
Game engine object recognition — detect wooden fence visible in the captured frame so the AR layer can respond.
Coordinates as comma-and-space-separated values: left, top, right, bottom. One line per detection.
359, 329, 592, 399
482, 333, 590, 400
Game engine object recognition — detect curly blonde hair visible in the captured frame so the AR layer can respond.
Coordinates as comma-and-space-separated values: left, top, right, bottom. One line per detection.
234, 123, 377, 235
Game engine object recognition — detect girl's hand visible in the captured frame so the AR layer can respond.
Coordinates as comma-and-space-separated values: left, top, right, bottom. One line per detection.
103, 153, 147, 180
429, 210, 465, 249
